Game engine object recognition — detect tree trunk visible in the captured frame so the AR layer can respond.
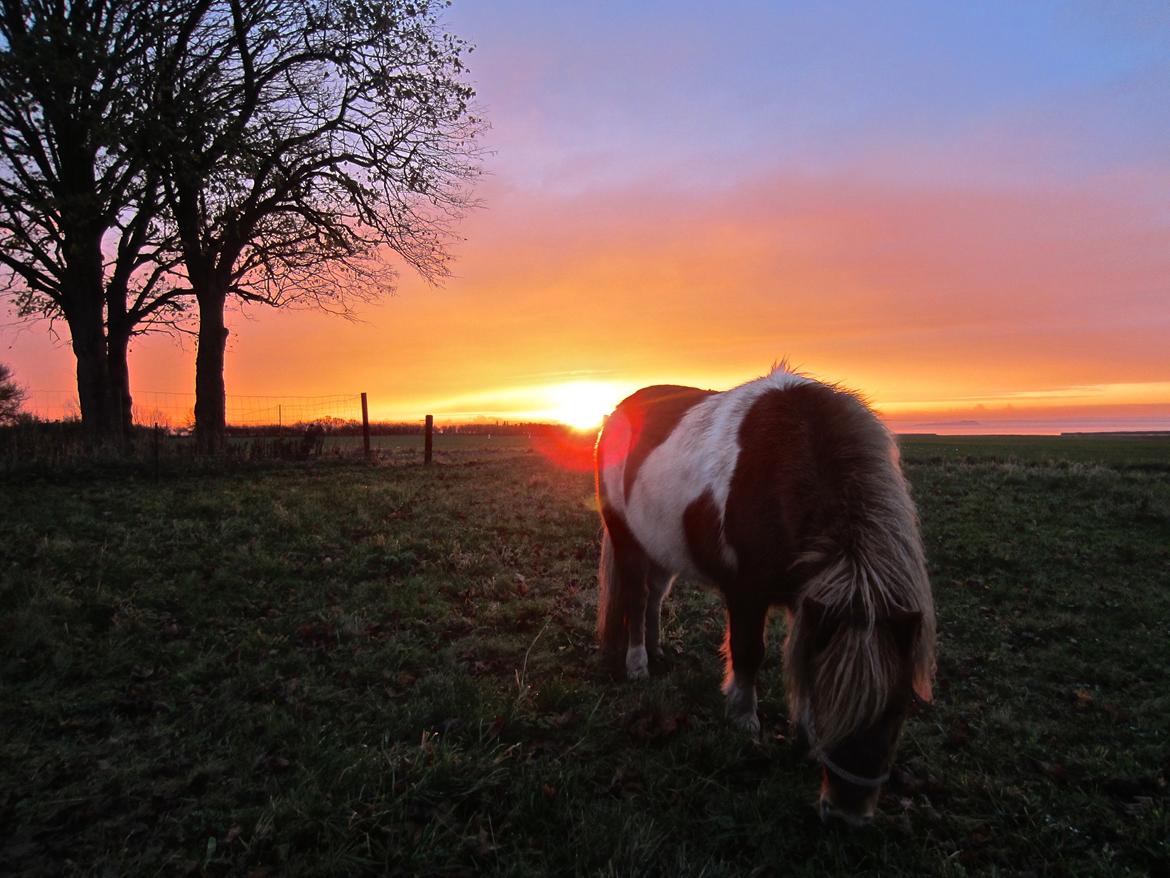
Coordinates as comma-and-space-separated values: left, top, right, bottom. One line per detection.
106, 274, 135, 437
62, 224, 126, 448
194, 287, 228, 455
106, 324, 134, 436
69, 298, 121, 448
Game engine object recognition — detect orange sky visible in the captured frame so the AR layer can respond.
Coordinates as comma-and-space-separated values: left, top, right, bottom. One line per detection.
4, 3, 1170, 433
8, 171, 1170, 432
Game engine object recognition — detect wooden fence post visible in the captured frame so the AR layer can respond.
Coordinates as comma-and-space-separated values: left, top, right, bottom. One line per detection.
424, 414, 433, 465
153, 423, 161, 481
361, 393, 370, 458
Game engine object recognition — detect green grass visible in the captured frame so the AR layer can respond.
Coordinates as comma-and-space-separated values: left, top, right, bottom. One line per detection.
1, 435, 1167, 875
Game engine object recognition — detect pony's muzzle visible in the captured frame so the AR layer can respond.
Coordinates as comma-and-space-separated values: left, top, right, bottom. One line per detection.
818, 795, 874, 828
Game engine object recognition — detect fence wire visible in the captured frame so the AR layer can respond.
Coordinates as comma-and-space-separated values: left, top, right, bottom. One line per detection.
23, 390, 362, 429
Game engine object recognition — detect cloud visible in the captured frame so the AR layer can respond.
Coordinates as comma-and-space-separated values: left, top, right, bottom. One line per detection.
414, 170, 1170, 399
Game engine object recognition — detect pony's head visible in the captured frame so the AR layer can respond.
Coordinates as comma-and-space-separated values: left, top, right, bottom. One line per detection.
784, 556, 935, 826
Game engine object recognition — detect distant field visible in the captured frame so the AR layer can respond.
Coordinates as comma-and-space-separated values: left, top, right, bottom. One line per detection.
898, 433, 1170, 468
325, 429, 1170, 467
1, 435, 1167, 875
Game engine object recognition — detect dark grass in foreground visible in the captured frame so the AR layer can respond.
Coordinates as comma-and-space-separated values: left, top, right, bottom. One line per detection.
1, 436, 1168, 875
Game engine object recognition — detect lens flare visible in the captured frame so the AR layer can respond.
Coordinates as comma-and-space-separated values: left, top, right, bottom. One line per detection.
546, 381, 625, 431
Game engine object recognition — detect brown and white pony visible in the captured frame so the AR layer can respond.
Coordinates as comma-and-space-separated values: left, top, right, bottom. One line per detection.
595, 366, 935, 825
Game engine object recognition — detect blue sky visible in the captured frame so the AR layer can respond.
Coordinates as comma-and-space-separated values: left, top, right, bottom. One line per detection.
450, 0, 1170, 190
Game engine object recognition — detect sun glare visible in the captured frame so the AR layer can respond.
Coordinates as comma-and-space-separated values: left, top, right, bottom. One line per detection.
546, 381, 625, 431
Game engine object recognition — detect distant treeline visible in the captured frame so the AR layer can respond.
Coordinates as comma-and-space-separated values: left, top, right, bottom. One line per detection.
224, 420, 583, 438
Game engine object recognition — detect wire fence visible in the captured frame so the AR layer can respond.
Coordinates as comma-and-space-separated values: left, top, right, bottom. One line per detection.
22, 390, 363, 430
5, 390, 595, 472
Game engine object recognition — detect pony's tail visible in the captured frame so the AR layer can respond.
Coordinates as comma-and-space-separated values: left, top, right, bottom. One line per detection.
597, 528, 626, 661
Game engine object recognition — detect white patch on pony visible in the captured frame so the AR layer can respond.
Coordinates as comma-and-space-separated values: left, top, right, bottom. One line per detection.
622, 368, 812, 578
623, 397, 719, 574
723, 676, 760, 736
626, 644, 650, 679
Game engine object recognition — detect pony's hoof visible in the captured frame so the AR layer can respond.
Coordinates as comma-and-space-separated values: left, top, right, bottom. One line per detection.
730, 710, 762, 738
723, 678, 760, 736
625, 645, 650, 679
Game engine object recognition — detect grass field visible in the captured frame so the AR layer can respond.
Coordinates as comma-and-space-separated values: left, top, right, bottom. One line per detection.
1, 434, 1168, 875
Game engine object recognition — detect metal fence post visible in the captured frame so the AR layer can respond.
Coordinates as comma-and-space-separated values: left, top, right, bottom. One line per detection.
424, 414, 433, 465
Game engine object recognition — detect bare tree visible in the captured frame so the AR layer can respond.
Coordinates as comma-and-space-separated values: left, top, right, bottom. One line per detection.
0, 361, 25, 423
0, 0, 188, 445
152, 0, 483, 453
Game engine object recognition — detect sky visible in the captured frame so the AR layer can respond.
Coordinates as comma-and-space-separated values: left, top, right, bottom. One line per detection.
4, 0, 1170, 432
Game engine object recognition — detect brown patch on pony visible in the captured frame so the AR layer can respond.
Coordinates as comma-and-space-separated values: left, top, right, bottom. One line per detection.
683, 490, 735, 582
615, 385, 715, 498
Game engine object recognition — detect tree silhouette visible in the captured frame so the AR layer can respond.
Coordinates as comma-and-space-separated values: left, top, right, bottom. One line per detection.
0, 362, 25, 423
1, 0, 481, 453
0, 0, 187, 445
150, 0, 482, 453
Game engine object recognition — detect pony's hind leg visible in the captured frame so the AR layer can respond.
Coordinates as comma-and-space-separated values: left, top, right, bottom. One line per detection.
644, 565, 676, 667
621, 551, 651, 679
597, 516, 651, 679
722, 599, 768, 736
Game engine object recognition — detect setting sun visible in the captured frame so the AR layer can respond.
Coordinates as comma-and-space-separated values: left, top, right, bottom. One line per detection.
546, 381, 627, 431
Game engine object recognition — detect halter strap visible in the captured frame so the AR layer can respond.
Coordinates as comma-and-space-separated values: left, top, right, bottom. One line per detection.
804, 714, 892, 789
819, 753, 891, 789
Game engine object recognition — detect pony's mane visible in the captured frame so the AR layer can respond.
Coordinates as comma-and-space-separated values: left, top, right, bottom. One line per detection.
779, 383, 936, 752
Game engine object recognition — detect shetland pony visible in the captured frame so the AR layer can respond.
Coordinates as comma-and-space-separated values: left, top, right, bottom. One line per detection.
595, 367, 935, 825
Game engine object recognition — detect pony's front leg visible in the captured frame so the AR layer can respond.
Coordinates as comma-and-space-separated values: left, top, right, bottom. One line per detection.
722, 599, 768, 736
